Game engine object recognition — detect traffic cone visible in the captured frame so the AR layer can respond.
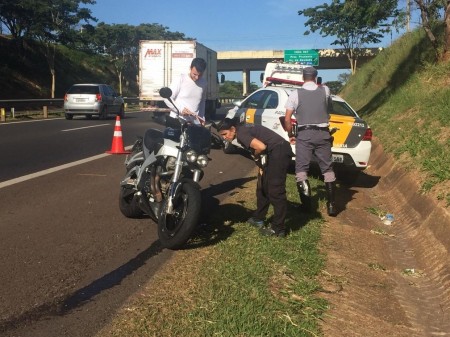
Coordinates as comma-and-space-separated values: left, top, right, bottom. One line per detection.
106, 116, 131, 154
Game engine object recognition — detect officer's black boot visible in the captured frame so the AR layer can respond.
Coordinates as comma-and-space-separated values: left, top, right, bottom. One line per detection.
296, 180, 311, 212
325, 182, 337, 216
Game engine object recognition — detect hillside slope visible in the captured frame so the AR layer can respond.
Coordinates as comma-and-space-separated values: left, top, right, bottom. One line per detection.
340, 29, 450, 207
0, 36, 127, 99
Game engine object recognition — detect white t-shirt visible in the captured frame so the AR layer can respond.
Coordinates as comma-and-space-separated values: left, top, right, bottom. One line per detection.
165, 73, 207, 124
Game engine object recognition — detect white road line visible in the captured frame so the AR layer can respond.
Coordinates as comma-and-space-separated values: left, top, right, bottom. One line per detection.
0, 118, 64, 125
61, 124, 110, 132
0, 148, 131, 190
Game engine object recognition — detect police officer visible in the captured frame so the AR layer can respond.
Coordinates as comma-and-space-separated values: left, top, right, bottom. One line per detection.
218, 118, 294, 237
284, 66, 337, 216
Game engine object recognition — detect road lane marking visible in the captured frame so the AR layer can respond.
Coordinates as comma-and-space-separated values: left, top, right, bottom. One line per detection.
0, 148, 131, 189
61, 124, 110, 132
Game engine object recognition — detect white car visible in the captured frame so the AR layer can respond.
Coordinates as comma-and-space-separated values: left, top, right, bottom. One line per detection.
223, 85, 372, 184
64, 83, 125, 120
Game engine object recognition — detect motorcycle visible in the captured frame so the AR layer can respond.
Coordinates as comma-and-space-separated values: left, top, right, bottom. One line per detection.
118, 87, 212, 249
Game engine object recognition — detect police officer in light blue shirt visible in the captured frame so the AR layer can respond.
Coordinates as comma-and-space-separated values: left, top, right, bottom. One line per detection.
284, 66, 337, 216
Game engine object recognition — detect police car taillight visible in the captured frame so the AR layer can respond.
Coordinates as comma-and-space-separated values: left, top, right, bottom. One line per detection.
362, 128, 372, 141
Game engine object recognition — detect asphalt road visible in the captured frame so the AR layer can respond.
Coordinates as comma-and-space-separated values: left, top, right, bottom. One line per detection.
0, 109, 256, 336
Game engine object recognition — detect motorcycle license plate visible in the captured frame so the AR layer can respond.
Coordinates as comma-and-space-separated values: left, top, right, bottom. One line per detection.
332, 154, 344, 163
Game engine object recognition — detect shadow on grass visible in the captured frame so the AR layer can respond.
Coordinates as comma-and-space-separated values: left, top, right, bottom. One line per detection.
301, 163, 381, 218
184, 176, 256, 249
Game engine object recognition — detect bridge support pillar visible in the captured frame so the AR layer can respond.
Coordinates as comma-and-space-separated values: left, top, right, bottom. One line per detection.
242, 69, 251, 96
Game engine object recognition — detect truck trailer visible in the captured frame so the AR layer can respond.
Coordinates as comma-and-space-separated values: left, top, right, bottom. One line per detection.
138, 40, 223, 120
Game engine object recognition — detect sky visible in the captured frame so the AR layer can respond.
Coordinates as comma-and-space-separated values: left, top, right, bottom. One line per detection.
88, 0, 415, 85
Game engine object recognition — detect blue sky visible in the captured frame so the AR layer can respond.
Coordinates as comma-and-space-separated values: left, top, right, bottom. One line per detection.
89, 0, 414, 84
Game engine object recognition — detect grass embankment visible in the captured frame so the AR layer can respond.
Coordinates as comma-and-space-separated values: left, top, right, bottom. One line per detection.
97, 175, 330, 337
96, 28, 449, 336
341, 29, 450, 205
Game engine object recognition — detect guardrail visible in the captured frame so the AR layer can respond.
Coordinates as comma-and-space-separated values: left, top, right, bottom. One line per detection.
0, 97, 141, 122
0, 96, 240, 122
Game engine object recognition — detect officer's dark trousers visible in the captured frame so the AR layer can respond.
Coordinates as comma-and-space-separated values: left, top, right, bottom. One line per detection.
253, 142, 293, 233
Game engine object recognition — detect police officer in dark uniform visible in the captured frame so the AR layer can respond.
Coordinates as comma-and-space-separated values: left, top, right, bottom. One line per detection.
284, 66, 337, 216
218, 118, 294, 237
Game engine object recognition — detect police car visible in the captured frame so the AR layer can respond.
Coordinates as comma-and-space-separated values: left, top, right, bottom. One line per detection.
223, 62, 372, 183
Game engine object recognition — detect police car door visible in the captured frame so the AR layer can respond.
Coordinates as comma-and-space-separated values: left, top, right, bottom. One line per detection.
241, 90, 279, 130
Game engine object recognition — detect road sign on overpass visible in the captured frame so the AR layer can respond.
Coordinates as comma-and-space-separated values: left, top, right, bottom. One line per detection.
284, 49, 319, 66
217, 48, 382, 71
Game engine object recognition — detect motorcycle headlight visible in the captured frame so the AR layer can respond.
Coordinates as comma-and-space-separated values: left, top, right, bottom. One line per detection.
197, 154, 209, 168
186, 150, 198, 163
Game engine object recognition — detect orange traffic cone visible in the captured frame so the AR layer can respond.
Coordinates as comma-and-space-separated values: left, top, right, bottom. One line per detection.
106, 116, 131, 154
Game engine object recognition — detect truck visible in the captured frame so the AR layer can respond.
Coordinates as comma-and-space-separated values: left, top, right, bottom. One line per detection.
138, 40, 223, 120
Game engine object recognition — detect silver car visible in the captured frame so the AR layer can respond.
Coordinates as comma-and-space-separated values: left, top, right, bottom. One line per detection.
63, 84, 125, 120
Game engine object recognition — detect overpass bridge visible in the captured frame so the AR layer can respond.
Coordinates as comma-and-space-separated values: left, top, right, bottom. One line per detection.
217, 48, 382, 93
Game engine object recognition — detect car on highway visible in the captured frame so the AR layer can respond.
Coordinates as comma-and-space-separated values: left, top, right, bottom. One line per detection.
223, 80, 372, 184
63, 83, 125, 120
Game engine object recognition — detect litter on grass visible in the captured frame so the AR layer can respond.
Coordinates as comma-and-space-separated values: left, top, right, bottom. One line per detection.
380, 213, 394, 225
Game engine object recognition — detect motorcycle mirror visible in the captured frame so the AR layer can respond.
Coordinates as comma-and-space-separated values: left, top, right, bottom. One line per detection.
159, 87, 172, 99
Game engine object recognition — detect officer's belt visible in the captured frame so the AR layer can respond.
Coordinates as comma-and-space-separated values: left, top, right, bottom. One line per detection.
298, 125, 329, 132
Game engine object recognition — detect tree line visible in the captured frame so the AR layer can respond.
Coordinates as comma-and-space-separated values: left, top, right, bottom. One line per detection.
1, 0, 449, 98
300, 0, 450, 73
0, 0, 188, 97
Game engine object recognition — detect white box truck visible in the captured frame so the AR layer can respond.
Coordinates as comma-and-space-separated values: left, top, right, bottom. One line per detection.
138, 40, 223, 120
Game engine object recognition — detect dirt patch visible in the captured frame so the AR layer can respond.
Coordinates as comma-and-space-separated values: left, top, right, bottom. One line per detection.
319, 138, 450, 336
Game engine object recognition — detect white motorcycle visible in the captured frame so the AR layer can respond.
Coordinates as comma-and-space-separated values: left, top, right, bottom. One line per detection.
119, 87, 211, 249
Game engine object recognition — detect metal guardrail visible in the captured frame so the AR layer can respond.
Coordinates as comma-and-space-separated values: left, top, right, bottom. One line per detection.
0, 97, 240, 122
0, 97, 141, 122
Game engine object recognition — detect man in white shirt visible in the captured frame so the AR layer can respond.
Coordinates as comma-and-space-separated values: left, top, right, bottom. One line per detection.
165, 57, 208, 125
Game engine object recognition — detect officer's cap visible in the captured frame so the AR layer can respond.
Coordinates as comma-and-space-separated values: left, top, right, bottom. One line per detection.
303, 66, 318, 77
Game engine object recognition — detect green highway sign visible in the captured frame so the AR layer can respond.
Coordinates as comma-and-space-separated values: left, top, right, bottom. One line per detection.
284, 49, 319, 66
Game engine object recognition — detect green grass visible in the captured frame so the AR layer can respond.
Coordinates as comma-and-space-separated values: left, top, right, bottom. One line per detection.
98, 173, 329, 337
341, 28, 450, 204
96, 28, 449, 336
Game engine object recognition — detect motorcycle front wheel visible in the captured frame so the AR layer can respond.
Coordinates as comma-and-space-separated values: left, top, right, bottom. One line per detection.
119, 186, 144, 218
158, 182, 201, 249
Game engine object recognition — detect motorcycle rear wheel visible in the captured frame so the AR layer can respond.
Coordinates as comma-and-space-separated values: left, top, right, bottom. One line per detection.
119, 186, 144, 218
158, 183, 201, 249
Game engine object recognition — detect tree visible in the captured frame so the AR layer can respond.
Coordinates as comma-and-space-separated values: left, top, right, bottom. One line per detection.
90, 23, 187, 95
413, 0, 448, 60
219, 81, 258, 97
325, 81, 344, 94
27, 0, 97, 97
338, 72, 351, 84
445, 1, 450, 61
299, 0, 400, 74
90, 23, 137, 95
0, 0, 36, 39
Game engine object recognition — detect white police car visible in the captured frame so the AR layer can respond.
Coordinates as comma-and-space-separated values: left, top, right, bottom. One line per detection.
223, 70, 372, 184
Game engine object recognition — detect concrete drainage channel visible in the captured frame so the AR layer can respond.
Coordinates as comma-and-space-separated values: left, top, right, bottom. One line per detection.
365, 138, 450, 334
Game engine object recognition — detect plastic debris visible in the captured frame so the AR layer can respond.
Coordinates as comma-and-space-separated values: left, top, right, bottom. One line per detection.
381, 213, 394, 225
